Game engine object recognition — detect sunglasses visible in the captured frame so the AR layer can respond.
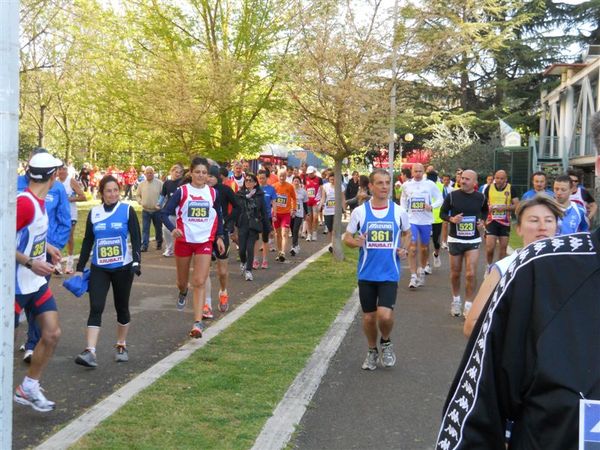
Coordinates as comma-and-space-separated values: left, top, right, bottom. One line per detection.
245, 178, 256, 183
570, 178, 579, 183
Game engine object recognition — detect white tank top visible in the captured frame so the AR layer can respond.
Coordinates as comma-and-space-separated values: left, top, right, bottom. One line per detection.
323, 184, 336, 216
16, 192, 48, 294
175, 184, 218, 243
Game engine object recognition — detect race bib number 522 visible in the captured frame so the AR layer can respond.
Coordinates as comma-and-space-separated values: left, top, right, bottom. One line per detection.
366, 222, 394, 249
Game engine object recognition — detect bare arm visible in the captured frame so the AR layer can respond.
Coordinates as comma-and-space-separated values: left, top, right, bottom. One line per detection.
70, 178, 86, 202
463, 268, 501, 338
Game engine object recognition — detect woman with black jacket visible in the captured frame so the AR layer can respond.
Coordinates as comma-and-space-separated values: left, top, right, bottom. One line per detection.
235, 173, 270, 281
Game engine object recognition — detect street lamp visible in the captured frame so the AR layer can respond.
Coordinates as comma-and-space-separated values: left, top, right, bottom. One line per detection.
388, 132, 414, 188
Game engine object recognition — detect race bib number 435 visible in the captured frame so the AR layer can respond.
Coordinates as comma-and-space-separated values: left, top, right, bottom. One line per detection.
187, 200, 210, 222
366, 222, 394, 249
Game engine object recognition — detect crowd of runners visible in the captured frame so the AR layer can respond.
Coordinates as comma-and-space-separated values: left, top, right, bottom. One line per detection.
11, 141, 600, 447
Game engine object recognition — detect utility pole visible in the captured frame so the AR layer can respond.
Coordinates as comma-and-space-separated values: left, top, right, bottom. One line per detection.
0, 1, 20, 448
388, 0, 399, 191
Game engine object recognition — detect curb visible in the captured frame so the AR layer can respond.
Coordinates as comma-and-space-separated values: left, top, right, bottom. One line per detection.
37, 245, 331, 450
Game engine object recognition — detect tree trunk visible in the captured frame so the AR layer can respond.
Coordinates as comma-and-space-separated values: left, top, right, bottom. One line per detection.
38, 104, 46, 147
332, 158, 345, 262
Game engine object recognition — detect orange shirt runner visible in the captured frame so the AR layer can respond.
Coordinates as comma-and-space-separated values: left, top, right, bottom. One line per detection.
273, 181, 297, 215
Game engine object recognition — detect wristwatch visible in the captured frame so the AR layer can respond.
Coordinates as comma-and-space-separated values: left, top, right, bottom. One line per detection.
25, 258, 34, 269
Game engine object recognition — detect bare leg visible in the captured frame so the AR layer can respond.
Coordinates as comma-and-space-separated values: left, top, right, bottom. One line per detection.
191, 253, 211, 322
29, 311, 61, 380
175, 255, 192, 294
449, 254, 464, 297
498, 236, 509, 260
362, 312, 378, 348
464, 249, 480, 301
377, 307, 394, 340
485, 235, 497, 265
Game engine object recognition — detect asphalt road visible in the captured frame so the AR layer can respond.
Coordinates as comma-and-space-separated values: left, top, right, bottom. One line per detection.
292, 251, 486, 450
12, 234, 329, 449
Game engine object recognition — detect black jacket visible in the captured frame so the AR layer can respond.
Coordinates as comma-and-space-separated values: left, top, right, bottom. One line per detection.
437, 231, 600, 449
235, 187, 270, 233
214, 182, 239, 233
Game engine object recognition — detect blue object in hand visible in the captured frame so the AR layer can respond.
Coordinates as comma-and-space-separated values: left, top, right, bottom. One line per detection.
62, 268, 90, 297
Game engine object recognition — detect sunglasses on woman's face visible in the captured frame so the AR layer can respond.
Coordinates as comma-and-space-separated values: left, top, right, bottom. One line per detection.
245, 178, 256, 183
570, 178, 579, 183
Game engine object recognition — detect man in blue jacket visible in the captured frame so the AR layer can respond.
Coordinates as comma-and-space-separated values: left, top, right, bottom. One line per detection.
17, 148, 71, 362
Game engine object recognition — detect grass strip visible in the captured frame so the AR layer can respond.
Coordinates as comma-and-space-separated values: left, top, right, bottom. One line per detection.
73, 247, 359, 450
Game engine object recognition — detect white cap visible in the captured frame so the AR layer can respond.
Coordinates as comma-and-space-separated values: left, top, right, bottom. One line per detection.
27, 153, 63, 180
306, 165, 316, 174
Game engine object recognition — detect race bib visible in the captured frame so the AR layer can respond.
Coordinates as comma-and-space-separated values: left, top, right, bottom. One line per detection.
326, 199, 335, 208
187, 200, 210, 222
491, 205, 507, 220
410, 197, 426, 212
456, 216, 476, 238
366, 222, 394, 249
96, 237, 124, 265
275, 194, 288, 208
30, 233, 47, 260
307, 187, 316, 198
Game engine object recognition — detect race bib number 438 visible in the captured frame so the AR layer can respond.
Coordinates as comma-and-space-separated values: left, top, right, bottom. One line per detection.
366, 222, 394, 249
187, 200, 210, 222
410, 197, 426, 212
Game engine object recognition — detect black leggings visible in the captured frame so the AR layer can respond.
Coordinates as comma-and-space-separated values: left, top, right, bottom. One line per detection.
238, 228, 259, 271
291, 216, 303, 247
432, 222, 442, 252
87, 265, 134, 327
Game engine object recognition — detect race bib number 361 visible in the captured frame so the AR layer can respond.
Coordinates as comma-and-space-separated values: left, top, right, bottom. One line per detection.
187, 200, 209, 222
97, 237, 124, 265
366, 222, 394, 249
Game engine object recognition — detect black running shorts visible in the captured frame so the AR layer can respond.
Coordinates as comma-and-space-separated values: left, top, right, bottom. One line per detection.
358, 280, 398, 313
448, 242, 480, 256
212, 232, 230, 260
485, 221, 510, 237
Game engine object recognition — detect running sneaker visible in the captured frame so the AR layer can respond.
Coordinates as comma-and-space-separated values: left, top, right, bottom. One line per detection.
162, 251, 174, 257
276, 253, 286, 263
218, 291, 229, 313
361, 349, 378, 371
463, 301, 473, 319
240, 262, 246, 275
54, 263, 64, 276
261, 260, 269, 269
424, 264, 433, 275
202, 304, 214, 320
75, 349, 98, 368
433, 253, 441, 268
417, 269, 426, 287
23, 349, 33, 364
252, 259, 260, 270
441, 242, 448, 250
290, 246, 297, 256
244, 270, 253, 281
14, 384, 55, 412
114, 344, 129, 362
189, 321, 205, 339
380, 342, 396, 367
177, 290, 188, 311
305, 234, 312, 242
323, 226, 328, 234
450, 299, 462, 317
408, 275, 419, 289
312, 231, 318, 241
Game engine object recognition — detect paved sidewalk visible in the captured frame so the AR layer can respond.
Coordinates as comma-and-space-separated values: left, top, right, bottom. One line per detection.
292, 253, 484, 449
12, 237, 327, 449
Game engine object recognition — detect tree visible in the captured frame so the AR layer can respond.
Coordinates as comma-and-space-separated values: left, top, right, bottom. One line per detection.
287, 0, 389, 261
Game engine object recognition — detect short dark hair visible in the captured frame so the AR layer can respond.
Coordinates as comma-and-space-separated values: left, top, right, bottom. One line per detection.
369, 168, 390, 183
567, 168, 582, 181
219, 167, 229, 178
190, 157, 209, 173
244, 173, 258, 185
531, 171, 546, 181
554, 174, 571, 184
516, 195, 563, 225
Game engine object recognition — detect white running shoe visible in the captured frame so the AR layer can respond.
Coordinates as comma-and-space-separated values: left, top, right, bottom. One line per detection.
433, 253, 441, 268
424, 264, 433, 275
417, 269, 425, 287
361, 349, 378, 370
65, 256, 74, 274
14, 384, 55, 412
441, 242, 448, 249
244, 270, 253, 281
450, 299, 462, 317
312, 231, 318, 241
305, 234, 312, 242
408, 275, 419, 289
463, 301, 473, 318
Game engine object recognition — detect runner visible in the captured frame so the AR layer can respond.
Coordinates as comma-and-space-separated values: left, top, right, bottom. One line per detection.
400, 163, 443, 289
567, 168, 597, 224
73, 175, 142, 368
206, 165, 238, 315
553, 174, 588, 235
159, 163, 185, 257
229, 161, 245, 191
160, 157, 225, 338
320, 171, 336, 253
254, 169, 276, 268
483, 169, 519, 266
14, 152, 64, 412
290, 175, 308, 256
235, 173, 270, 281
427, 170, 444, 272
343, 169, 411, 370
273, 169, 297, 262
57, 165, 86, 274
440, 174, 454, 249
521, 171, 553, 200
439, 170, 487, 318
303, 166, 323, 241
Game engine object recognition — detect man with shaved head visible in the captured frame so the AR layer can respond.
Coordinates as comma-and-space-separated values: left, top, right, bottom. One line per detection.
400, 163, 443, 288
483, 170, 518, 266
440, 170, 487, 317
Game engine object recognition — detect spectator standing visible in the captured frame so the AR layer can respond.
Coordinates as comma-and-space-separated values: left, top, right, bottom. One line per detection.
137, 166, 163, 252
123, 165, 138, 200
